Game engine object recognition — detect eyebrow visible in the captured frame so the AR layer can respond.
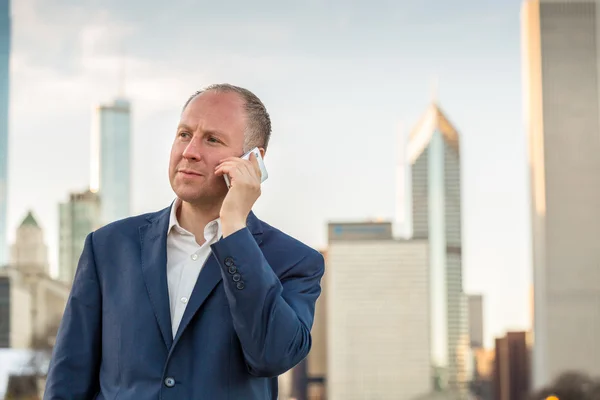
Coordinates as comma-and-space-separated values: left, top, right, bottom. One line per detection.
177, 123, 193, 131
177, 123, 228, 138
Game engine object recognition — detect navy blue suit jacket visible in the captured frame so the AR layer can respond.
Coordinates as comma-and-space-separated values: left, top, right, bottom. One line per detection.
44, 206, 324, 400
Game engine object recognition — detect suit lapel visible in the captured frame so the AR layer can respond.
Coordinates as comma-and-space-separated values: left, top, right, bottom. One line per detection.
139, 206, 173, 349
171, 211, 264, 346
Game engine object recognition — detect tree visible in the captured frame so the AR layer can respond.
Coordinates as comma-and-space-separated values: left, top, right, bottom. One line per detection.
529, 371, 600, 400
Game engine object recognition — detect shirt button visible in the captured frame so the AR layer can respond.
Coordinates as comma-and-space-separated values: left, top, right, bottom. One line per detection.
191, 254, 198, 261
181, 297, 188, 304
164, 377, 175, 387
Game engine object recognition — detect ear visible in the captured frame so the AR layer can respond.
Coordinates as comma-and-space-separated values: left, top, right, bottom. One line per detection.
258, 147, 266, 159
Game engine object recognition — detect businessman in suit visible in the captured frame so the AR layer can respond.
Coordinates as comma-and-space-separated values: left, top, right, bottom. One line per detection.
44, 83, 325, 400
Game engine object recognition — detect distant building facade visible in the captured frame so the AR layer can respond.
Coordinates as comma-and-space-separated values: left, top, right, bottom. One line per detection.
522, 0, 600, 387
493, 331, 531, 400
326, 222, 431, 400
58, 189, 100, 284
91, 98, 132, 225
1, 211, 70, 349
0, 0, 11, 267
408, 102, 470, 396
468, 294, 484, 349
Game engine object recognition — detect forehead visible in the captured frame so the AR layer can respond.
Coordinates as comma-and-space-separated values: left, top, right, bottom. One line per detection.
180, 91, 247, 132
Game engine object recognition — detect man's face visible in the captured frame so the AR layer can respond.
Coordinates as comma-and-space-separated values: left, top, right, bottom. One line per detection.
169, 90, 247, 205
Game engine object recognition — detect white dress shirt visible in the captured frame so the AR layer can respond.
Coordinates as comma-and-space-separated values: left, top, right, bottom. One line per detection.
166, 198, 222, 338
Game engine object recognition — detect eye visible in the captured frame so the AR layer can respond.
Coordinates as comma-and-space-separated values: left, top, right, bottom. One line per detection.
178, 131, 191, 139
207, 136, 220, 144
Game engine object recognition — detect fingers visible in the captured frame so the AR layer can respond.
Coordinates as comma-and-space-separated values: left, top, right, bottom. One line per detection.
214, 157, 260, 184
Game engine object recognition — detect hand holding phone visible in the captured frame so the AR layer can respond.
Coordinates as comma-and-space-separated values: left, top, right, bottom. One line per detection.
223, 147, 268, 189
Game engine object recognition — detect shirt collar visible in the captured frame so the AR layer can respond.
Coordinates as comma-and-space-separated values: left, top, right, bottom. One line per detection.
168, 198, 222, 239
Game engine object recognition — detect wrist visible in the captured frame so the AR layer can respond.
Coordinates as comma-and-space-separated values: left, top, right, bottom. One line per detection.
221, 218, 247, 237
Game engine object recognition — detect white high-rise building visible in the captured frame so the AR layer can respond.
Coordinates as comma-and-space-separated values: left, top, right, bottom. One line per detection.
408, 102, 470, 396
326, 222, 431, 400
90, 98, 132, 225
522, 0, 600, 388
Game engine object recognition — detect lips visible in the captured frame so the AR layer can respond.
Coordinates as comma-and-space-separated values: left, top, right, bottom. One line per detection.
178, 169, 203, 177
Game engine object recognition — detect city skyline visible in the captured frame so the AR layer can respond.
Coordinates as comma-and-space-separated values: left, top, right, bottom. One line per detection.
6, 0, 530, 349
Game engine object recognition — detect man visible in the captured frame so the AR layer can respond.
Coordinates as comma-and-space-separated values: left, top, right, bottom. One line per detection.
44, 84, 325, 400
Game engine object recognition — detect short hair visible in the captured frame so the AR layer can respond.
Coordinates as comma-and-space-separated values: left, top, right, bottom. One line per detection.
182, 83, 272, 152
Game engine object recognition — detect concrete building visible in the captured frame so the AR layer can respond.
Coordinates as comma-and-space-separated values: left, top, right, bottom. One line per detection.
90, 98, 132, 225
58, 189, 100, 284
10, 211, 49, 275
0, 0, 11, 266
522, 0, 600, 387
468, 294, 484, 349
0, 211, 70, 349
408, 102, 470, 396
326, 221, 431, 400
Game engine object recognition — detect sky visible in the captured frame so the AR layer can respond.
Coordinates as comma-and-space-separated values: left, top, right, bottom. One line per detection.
5, 0, 529, 348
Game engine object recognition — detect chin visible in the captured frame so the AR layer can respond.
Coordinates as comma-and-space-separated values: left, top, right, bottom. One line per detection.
174, 185, 225, 205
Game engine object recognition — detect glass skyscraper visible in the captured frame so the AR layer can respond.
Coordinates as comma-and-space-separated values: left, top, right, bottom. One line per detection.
90, 98, 132, 225
408, 102, 470, 397
59, 190, 100, 284
0, 0, 10, 266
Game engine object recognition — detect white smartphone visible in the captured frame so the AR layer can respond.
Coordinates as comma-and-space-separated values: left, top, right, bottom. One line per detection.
223, 147, 269, 188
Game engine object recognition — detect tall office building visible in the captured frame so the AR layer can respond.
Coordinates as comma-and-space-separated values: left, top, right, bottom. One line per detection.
58, 190, 100, 283
326, 222, 431, 400
0, 0, 11, 266
522, 0, 600, 387
90, 98, 132, 225
408, 102, 469, 396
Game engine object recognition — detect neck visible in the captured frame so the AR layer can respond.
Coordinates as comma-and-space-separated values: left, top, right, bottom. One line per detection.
177, 199, 222, 244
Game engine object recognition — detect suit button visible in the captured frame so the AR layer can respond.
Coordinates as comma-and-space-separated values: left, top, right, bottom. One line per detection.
164, 377, 175, 387
236, 281, 245, 290
224, 257, 235, 267
232, 273, 241, 282
228, 265, 237, 274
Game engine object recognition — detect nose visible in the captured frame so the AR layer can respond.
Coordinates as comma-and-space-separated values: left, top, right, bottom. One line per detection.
182, 137, 203, 161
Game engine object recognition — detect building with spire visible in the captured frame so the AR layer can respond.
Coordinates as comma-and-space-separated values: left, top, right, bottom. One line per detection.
10, 211, 49, 274
0, 211, 70, 349
407, 102, 470, 397
0, 0, 12, 267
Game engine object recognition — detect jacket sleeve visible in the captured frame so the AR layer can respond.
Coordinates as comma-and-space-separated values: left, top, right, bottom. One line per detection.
210, 228, 324, 378
44, 233, 102, 399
